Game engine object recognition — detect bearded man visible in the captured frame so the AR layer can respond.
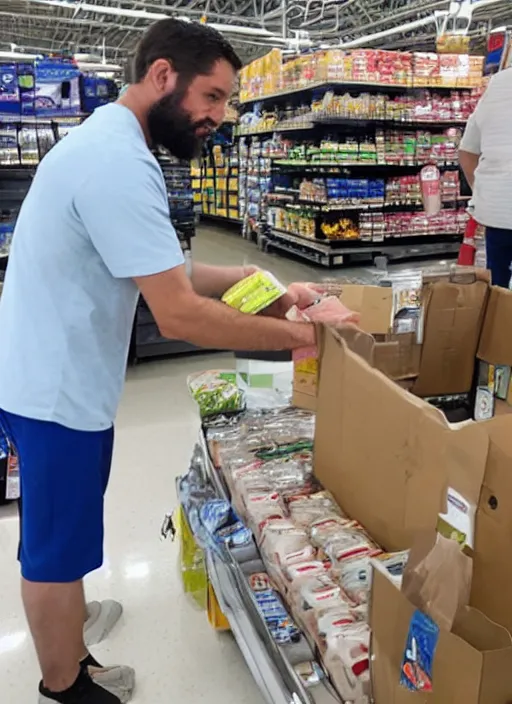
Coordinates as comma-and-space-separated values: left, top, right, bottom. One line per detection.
0, 19, 315, 704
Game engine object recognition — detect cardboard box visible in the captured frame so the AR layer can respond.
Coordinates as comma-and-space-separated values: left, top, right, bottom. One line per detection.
371, 564, 512, 704
474, 287, 512, 419
293, 285, 399, 408
293, 275, 491, 409
412, 278, 489, 397
313, 326, 512, 648
477, 287, 512, 366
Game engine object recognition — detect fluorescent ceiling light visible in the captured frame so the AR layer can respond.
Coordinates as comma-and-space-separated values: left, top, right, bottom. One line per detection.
0, 50, 40, 59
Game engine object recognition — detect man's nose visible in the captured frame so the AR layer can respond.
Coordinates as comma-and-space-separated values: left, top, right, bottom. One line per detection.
211, 105, 225, 127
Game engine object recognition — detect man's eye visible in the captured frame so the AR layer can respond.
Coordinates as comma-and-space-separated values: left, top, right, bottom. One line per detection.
209, 93, 220, 102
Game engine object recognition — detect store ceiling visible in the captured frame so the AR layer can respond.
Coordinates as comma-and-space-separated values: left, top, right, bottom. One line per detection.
0, 0, 511, 66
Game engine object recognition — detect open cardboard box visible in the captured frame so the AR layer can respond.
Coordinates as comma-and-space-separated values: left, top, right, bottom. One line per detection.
371, 562, 512, 704
312, 321, 512, 702
293, 270, 491, 410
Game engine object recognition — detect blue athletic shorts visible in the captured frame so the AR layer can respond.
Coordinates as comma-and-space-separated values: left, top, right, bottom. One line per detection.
0, 409, 114, 583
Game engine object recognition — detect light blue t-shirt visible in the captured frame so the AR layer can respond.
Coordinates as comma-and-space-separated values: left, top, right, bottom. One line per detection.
0, 103, 184, 431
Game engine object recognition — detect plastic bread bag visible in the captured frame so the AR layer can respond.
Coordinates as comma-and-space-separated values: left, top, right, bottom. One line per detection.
260, 520, 315, 570
310, 515, 356, 549
290, 572, 348, 638
331, 550, 409, 609
317, 607, 357, 641
288, 491, 345, 528
324, 521, 378, 564
324, 623, 371, 704
233, 458, 314, 505
331, 553, 382, 607
230, 463, 274, 517
244, 490, 286, 533
187, 370, 245, 418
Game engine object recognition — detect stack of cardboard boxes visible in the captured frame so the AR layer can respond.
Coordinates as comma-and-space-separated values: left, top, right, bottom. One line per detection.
294, 271, 512, 703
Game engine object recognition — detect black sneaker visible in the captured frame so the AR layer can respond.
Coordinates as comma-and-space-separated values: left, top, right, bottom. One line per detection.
38, 668, 121, 704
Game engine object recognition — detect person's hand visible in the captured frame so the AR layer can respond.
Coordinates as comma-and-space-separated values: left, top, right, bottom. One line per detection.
259, 281, 320, 319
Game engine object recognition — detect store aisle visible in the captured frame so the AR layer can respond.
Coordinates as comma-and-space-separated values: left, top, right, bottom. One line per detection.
193, 223, 446, 285
0, 352, 263, 704
0, 223, 447, 704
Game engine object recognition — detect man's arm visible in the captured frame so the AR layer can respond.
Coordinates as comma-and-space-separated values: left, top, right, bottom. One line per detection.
190, 262, 250, 297
135, 265, 315, 351
459, 150, 480, 190
459, 96, 486, 191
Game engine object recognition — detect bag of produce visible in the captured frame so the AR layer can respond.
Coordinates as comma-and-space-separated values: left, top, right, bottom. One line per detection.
187, 370, 245, 417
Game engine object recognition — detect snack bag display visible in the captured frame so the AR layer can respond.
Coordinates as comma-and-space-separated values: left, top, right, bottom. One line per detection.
222, 270, 287, 315
187, 371, 244, 417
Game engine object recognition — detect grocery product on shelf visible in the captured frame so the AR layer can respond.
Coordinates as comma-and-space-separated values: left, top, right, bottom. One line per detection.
200, 46, 482, 265
267, 203, 468, 242
239, 49, 484, 102
269, 129, 462, 167
199, 402, 410, 704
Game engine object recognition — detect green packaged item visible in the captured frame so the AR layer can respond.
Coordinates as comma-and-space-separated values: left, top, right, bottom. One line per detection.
188, 370, 244, 417
222, 270, 287, 315
176, 505, 207, 610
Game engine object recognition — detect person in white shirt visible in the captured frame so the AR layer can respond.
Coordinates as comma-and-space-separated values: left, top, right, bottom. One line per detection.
459, 70, 512, 287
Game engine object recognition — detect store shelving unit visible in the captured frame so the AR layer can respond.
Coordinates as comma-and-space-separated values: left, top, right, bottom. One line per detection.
235, 90, 475, 265
199, 122, 243, 225
238, 78, 471, 106
179, 432, 343, 704
131, 152, 200, 362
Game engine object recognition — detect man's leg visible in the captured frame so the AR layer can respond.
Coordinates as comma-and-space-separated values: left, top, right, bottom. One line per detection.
17, 496, 123, 650
0, 411, 128, 703
485, 227, 512, 287
22, 579, 86, 692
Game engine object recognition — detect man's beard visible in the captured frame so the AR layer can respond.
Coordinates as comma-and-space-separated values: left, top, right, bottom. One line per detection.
147, 91, 214, 160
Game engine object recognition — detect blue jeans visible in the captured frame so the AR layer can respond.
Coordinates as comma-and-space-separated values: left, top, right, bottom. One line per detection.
486, 227, 512, 288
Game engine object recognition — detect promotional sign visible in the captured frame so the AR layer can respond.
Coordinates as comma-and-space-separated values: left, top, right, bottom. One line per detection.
34, 59, 81, 116
0, 64, 20, 114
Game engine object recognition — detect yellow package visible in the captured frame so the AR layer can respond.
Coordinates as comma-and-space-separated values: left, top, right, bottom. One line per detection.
222, 271, 287, 315
176, 505, 207, 610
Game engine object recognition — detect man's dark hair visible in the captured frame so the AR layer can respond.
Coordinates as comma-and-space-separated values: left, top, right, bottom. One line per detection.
133, 18, 242, 83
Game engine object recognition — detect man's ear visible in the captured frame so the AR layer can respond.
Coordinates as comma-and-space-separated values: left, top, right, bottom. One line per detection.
147, 58, 177, 95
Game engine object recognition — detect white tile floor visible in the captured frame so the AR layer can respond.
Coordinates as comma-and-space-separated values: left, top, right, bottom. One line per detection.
0, 351, 267, 704
0, 225, 444, 703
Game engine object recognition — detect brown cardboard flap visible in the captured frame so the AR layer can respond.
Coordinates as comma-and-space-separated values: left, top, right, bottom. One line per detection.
478, 287, 512, 366
315, 328, 448, 551
374, 333, 421, 381
453, 607, 512, 651
402, 533, 472, 632
291, 389, 317, 411
338, 284, 393, 335
444, 422, 489, 515
413, 280, 489, 397
471, 416, 512, 633
423, 267, 491, 286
